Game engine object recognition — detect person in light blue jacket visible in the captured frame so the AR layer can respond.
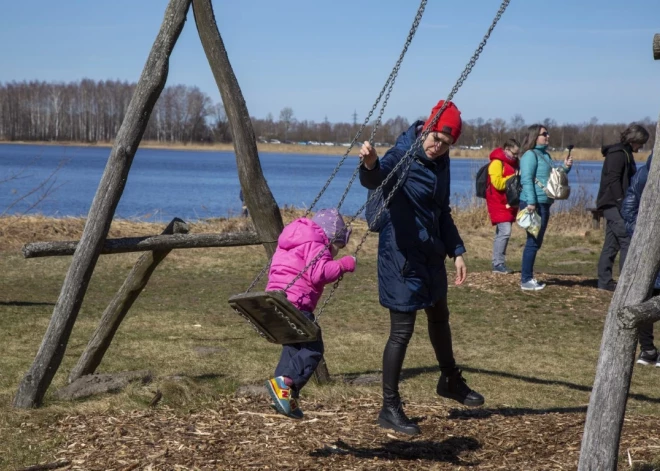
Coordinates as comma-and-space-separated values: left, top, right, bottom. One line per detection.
518, 124, 573, 291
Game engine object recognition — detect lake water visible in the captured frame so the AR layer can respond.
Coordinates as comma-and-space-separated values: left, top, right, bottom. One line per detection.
0, 144, 607, 222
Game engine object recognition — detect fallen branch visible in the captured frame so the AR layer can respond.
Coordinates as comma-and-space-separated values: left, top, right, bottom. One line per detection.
237, 411, 286, 419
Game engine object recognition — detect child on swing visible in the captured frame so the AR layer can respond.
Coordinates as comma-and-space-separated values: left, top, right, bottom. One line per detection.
265, 208, 356, 419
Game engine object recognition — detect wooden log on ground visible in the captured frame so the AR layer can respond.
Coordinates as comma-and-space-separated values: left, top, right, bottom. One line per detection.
68, 219, 187, 383
13, 0, 192, 409
23, 230, 262, 258
654, 34, 660, 60
192, 0, 284, 258
578, 110, 660, 469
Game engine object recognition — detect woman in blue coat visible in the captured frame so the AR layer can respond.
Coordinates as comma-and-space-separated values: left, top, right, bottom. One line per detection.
359, 100, 483, 436
518, 124, 573, 291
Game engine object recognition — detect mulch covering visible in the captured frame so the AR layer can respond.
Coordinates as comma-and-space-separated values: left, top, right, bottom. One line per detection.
30, 397, 660, 470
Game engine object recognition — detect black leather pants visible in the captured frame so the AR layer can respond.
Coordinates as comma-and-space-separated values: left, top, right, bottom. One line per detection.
382, 298, 456, 402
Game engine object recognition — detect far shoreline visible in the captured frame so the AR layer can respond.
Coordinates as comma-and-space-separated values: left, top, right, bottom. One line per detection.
0, 139, 647, 161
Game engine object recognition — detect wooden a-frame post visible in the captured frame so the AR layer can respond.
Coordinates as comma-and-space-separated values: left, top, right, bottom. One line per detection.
192, 0, 283, 258
67, 218, 189, 383
14, 0, 288, 408
578, 34, 660, 470
13, 0, 193, 408
191, 0, 331, 382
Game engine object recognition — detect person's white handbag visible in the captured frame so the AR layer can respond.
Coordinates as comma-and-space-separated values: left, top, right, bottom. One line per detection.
533, 150, 571, 200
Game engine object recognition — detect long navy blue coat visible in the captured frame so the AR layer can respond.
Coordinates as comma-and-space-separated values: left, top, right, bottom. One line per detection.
621, 153, 660, 289
360, 121, 465, 312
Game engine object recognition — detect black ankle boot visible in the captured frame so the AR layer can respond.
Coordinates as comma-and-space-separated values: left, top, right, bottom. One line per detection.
378, 400, 421, 435
437, 368, 484, 407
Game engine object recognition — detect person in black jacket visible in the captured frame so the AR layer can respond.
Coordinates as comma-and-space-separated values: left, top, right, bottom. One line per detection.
596, 124, 649, 291
620, 153, 660, 365
359, 100, 483, 436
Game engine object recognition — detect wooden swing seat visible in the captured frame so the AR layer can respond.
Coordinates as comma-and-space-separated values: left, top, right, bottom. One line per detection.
228, 290, 320, 344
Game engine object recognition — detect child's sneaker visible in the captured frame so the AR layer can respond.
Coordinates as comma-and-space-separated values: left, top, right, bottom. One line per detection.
288, 397, 303, 419
269, 400, 303, 419
492, 264, 513, 274
265, 376, 304, 419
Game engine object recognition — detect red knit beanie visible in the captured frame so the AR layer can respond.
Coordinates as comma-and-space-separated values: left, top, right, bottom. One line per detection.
423, 100, 462, 143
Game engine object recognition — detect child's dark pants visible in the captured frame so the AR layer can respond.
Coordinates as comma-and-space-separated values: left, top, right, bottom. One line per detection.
274, 310, 324, 395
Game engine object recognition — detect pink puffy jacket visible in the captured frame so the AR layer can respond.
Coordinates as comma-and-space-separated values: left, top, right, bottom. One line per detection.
266, 218, 355, 312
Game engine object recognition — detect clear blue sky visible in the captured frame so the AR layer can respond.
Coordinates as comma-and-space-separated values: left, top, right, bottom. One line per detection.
2, 0, 659, 125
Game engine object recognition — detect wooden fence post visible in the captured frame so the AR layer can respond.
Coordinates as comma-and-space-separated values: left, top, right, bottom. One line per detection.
68, 218, 188, 383
578, 37, 660, 468
192, 0, 284, 259
13, 0, 192, 408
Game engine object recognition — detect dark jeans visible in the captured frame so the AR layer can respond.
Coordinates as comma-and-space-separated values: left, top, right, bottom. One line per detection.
638, 289, 660, 352
597, 207, 630, 288
519, 201, 551, 283
274, 311, 324, 395
382, 298, 456, 402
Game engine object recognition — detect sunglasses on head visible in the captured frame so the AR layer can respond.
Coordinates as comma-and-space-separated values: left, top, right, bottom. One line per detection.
539, 131, 549, 137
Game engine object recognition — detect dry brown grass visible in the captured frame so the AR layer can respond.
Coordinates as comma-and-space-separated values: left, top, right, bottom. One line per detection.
0, 205, 591, 257
451, 146, 649, 162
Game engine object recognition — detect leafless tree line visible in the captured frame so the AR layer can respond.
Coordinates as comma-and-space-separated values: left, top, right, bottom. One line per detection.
0, 79, 656, 149
0, 79, 217, 144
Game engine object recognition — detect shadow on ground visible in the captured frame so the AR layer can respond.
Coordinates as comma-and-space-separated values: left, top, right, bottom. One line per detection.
311, 437, 481, 465
0, 301, 55, 307
344, 364, 660, 405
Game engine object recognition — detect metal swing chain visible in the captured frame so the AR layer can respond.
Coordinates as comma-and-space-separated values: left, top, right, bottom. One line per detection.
280, 112, 429, 298
243, 0, 428, 293
246, 0, 511, 302
314, 0, 512, 321
304, 0, 428, 217
244, 259, 272, 293
315, 139, 421, 321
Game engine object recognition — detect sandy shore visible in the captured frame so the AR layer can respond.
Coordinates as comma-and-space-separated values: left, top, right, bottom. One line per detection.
0, 139, 643, 161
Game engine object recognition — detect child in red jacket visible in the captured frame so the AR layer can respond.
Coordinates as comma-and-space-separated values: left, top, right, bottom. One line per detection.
485, 139, 520, 274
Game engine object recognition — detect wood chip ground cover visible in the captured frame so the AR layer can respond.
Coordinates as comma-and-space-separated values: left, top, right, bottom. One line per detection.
25, 397, 660, 470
